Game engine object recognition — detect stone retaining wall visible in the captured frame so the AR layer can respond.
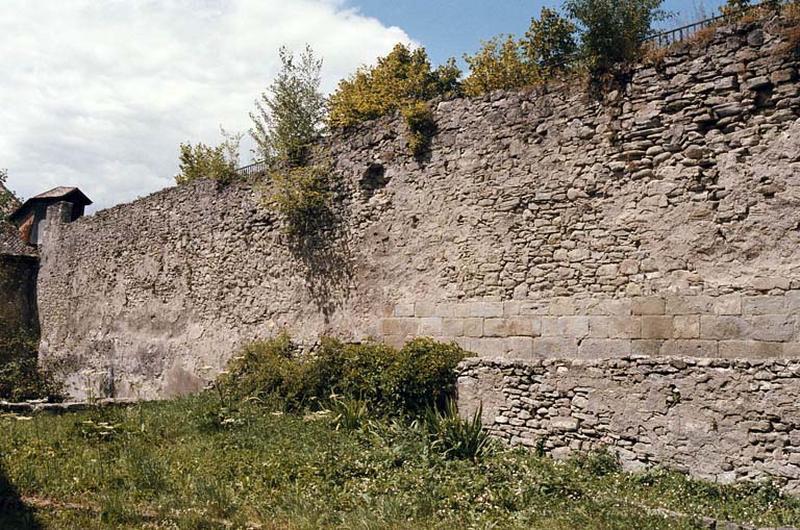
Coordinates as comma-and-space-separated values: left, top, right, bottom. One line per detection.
35, 13, 800, 399
457, 356, 800, 494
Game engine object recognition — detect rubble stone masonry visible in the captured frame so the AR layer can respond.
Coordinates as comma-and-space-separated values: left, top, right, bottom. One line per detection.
457, 356, 800, 494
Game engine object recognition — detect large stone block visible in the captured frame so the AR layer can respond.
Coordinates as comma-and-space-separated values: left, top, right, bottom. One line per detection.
380, 318, 420, 336
713, 295, 742, 316
660, 340, 718, 357
456, 302, 504, 318
632, 297, 666, 315
442, 318, 464, 336
419, 317, 443, 336
743, 296, 786, 316
673, 315, 700, 339
577, 339, 632, 358
666, 296, 715, 315
463, 318, 484, 337
700, 316, 750, 340
542, 316, 589, 338
534, 337, 579, 356
748, 315, 795, 342
641, 316, 673, 339
719, 340, 784, 358
393, 303, 415, 317
484, 317, 541, 337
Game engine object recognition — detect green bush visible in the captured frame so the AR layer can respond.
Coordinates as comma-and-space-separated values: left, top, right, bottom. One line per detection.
217, 335, 470, 417
218, 333, 315, 411
0, 329, 62, 402
327, 44, 460, 129
564, 0, 667, 75
388, 338, 467, 415
268, 164, 335, 247
401, 102, 436, 158
463, 35, 539, 97
422, 399, 491, 461
463, 8, 577, 96
524, 7, 579, 75
174, 129, 242, 186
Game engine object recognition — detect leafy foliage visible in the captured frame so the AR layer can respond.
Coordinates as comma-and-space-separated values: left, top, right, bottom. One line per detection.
218, 335, 468, 417
268, 163, 335, 247
401, 101, 437, 158
250, 45, 326, 166
525, 7, 579, 74
0, 168, 19, 216
327, 43, 460, 129
464, 8, 577, 96
564, 0, 668, 74
174, 128, 242, 186
0, 327, 62, 402
464, 35, 539, 96
422, 400, 492, 461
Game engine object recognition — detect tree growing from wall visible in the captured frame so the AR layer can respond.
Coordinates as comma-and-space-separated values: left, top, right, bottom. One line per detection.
327, 44, 460, 130
250, 46, 326, 167
564, 0, 667, 74
174, 128, 242, 186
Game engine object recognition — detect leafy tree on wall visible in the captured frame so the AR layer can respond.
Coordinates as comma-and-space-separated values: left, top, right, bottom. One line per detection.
174, 128, 243, 186
524, 7, 579, 75
250, 46, 327, 167
564, 0, 668, 74
327, 44, 461, 129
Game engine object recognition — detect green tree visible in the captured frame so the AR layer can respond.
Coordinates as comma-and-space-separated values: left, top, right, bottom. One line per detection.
0, 169, 18, 216
463, 8, 578, 97
327, 44, 461, 129
564, 0, 667, 74
250, 46, 326, 167
174, 128, 242, 186
524, 7, 578, 74
463, 35, 538, 97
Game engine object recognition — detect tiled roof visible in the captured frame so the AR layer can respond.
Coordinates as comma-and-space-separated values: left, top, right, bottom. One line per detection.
31, 186, 81, 200
0, 221, 36, 257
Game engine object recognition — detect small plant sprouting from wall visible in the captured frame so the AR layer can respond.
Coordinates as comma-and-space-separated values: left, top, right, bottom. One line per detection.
401, 102, 437, 159
267, 163, 336, 250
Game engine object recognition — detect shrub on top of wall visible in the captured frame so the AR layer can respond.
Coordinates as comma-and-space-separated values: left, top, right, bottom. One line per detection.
174, 128, 243, 186
327, 44, 461, 130
217, 335, 470, 416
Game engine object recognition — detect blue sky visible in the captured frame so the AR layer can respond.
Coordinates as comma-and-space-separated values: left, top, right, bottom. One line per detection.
346, 0, 731, 66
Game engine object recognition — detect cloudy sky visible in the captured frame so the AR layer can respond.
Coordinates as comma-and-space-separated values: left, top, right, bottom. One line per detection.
1, 0, 727, 211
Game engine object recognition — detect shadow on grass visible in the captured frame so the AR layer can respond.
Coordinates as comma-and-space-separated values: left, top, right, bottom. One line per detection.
0, 461, 41, 529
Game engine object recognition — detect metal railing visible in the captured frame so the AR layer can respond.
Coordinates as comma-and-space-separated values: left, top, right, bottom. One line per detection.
236, 161, 269, 177
644, 1, 778, 47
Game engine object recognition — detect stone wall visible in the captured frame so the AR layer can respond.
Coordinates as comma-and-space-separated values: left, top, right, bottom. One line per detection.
0, 255, 38, 341
37, 13, 800, 398
457, 356, 800, 494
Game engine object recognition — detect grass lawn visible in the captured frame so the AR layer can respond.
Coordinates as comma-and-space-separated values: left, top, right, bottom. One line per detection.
1, 394, 799, 529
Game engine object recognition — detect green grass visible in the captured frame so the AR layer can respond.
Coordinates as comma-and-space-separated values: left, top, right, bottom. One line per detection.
1, 395, 799, 529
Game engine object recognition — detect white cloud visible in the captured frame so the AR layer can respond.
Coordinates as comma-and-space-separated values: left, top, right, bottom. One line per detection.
0, 0, 412, 210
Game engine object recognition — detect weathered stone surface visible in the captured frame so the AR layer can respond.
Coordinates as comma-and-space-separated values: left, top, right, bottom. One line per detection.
33, 14, 800, 399
458, 357, 800, 495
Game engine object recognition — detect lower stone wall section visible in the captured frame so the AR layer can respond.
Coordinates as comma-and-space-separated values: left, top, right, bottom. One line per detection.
457, 356, 800, 494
